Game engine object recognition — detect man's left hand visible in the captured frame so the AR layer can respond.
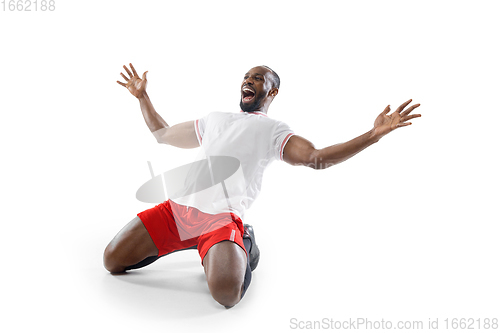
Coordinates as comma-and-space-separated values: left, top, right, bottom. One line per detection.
373, 99, 421, 139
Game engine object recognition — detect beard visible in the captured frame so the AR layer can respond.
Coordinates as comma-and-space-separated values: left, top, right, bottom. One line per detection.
240, 92, 264, 112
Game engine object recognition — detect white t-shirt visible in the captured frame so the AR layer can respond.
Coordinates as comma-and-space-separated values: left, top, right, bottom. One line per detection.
169, 111, 295, 221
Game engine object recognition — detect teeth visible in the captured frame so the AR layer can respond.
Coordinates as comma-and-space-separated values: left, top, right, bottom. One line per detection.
242, 87, 254, 93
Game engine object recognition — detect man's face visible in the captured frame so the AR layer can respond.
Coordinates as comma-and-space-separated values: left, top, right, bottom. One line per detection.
240, 67, 273, 112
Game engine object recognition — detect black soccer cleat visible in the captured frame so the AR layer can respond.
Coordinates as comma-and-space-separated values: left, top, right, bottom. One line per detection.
243, 224, 260, 271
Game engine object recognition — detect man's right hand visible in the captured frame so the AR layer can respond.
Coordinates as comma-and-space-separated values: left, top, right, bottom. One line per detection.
117, 63, 148, 98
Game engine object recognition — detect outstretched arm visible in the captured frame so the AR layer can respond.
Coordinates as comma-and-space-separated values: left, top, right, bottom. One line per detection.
117, 63, 199, 149
283, 99, 421, 169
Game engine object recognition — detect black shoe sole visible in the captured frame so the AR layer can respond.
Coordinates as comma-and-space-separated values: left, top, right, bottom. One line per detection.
244, 224, 260, 271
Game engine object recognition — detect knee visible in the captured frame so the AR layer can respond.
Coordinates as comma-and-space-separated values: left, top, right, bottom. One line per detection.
207, 274, 243, 308
103, 243, 125, 274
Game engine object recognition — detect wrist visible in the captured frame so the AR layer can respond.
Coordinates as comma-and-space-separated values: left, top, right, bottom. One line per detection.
137, 91, 148, 101
368, 127, 383, 143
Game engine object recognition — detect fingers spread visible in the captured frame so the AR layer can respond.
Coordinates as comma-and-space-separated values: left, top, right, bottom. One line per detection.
396, 122, 412, 128
401, 114, 421, 122
120, 73, 129, 82
400, 104, 420, 117
130, 63, 138, 77
117, 80, 126, 87
123, 65, 133, 78
396, 99, 412, 113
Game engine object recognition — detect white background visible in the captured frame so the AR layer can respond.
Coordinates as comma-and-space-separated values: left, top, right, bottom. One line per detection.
1, 0, 499, 332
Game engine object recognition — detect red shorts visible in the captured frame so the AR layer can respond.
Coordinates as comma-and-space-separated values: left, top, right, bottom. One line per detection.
137, 199, 246, 264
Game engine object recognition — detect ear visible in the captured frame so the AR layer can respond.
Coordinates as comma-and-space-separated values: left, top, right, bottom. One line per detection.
269, 87, 279, 98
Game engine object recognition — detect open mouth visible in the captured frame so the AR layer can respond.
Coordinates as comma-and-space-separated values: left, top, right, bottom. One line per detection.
241, 86, 255, 103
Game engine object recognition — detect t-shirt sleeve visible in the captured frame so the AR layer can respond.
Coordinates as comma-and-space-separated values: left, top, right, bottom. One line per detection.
273, 121, 295, 161
194, 114, 210, 146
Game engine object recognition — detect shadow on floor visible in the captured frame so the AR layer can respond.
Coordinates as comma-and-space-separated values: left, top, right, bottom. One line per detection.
99, 251, 226, 319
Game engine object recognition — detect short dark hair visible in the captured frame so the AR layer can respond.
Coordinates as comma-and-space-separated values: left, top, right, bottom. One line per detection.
262, 65, 280, 89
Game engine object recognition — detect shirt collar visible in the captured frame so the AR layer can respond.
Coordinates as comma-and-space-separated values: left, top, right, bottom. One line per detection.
239, 110, 268, 117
